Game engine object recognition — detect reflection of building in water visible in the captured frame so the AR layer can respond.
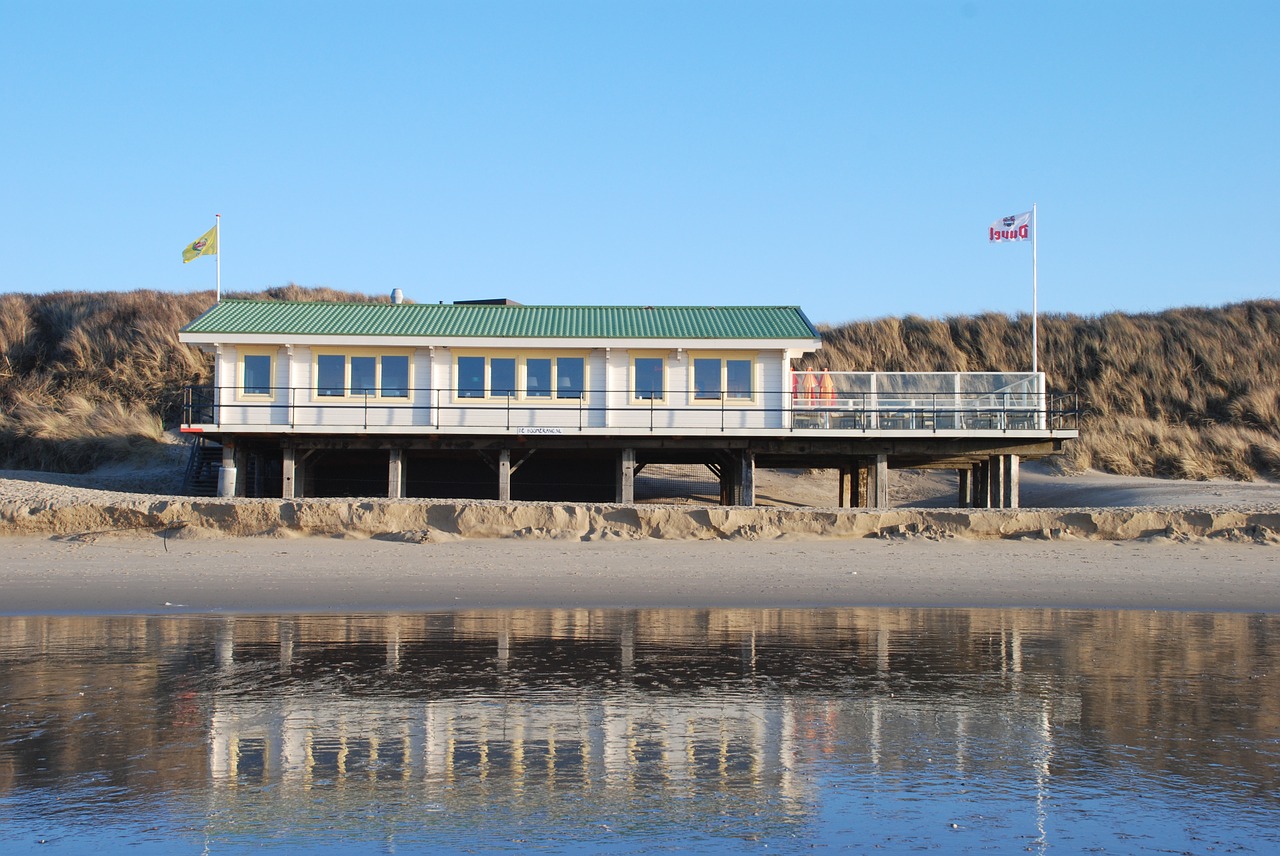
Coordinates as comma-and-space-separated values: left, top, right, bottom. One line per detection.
3, 607, 1279, 818
210, 692, 800, 797
204, 608, 1087, 816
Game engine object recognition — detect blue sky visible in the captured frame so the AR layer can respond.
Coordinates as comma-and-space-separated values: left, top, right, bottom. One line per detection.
1, 1, 1275, 325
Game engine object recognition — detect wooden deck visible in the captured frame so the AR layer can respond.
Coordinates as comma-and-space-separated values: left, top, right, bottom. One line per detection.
180, 373, 1079, 509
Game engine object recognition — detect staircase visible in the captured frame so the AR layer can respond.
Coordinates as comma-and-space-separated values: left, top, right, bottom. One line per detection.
182, 438, 223, 496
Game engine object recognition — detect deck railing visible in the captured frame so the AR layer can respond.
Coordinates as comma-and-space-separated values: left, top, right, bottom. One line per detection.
183, 372, 1078, 434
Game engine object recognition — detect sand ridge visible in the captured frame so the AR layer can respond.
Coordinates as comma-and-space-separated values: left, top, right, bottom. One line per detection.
3, 468, 1279, 614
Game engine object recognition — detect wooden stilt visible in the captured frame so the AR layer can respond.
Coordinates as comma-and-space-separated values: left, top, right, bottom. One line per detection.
616, 448, 636, 503
282, 445, 296, 499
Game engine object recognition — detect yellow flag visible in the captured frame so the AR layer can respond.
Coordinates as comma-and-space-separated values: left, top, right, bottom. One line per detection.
182, 225, 218, 263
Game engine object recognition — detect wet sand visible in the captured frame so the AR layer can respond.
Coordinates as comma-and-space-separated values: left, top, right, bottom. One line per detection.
2, 534, 1277, 615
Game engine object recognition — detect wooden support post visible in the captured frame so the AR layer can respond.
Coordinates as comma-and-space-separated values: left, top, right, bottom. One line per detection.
970, 461, 987, 507
1003, 454, 1020, 509
957, 467, 972, 508
282, 446, 296, 499
234, 445, 248, 497
856, 463, 870, 508
837, 466, 846, 508
388, 449, 406, 499
871, 454, 889, 508
987, 455, 1006, 509
498, 449, 511, 502
739, 450, 755, 507
616, 448, 636, 504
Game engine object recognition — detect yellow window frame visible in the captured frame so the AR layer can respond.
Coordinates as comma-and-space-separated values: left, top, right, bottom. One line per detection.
687, 351, 759, 405
451, 350, 590, 403
236, 346, 278, 401
311, 347, 415, 400
628, 350, 669, 405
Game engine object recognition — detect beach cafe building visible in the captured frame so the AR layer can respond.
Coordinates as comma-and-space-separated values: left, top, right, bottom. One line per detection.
177, 297, 1078, 508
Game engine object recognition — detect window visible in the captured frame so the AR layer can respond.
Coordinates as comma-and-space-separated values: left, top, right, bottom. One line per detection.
726, 359, 752, 400
491, 358, 517, 399
557, 357, 584, 399
693, 358, 722, 400
457, 356, 486, 399
452, 353, 586, 401
350, 356, 377, 396
526, 358, 552, 398
315, 352, 413, 398
381, 356, 409, 398
317, 354, 346, 397
632, 356, 665, 401
692, 354, 755, 403
242, 354, 272, 396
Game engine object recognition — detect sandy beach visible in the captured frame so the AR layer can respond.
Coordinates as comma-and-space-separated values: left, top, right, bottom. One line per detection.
2, 461, 1279, 615
2, 533, 1278, 614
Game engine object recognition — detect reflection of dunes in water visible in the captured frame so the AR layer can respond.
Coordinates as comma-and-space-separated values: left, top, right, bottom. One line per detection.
3, 609, 1280, 807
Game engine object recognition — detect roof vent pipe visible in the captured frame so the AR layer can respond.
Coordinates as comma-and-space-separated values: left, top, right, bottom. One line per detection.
391, 288, 404, 305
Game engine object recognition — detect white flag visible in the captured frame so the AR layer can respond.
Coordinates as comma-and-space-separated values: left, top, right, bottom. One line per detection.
989, 211, 1032, 243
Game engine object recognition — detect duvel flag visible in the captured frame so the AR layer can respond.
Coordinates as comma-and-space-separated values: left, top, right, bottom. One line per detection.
989, 211, 1032, 243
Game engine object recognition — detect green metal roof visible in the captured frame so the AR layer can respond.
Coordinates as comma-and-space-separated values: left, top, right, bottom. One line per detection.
181, 300, 820, 340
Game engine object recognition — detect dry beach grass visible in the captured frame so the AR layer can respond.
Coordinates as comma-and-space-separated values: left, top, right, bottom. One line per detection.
2, 288, 1278, 613
2, 288, 1278, 482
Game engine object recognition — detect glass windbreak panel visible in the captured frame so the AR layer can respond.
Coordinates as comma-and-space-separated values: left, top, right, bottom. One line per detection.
726, 359, 752, 399
242, 354, 272, 395
634, 357, 664, 400
491, 358, 517, 399
350, 356, 377, 396
556, 357, 584, 399
457, 356, 486, 398
380, 356, 409, 398
526, 358, 552, 398
693, 358, 721, 400
317, 354, 346, 397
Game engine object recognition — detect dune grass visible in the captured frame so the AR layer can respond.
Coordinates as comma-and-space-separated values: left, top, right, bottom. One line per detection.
1, 287, 1276, 480
807, 300, 1280, 479
0, 285, 388, 472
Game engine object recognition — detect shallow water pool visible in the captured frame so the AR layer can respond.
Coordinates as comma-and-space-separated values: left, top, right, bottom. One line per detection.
1, 608, 1277, 853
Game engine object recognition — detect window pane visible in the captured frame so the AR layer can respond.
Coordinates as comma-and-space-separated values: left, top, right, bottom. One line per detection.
491, 358, 517, 398
350, 356, 377, 396
693, 358, 721, 400
457, 356, 485, 398
381, 356, 409, 398
243, 355, 272, 395
526, 358, 552, 398
726, 359, 753, 399
634, 357, 664, 399
317, 355, 346, 397
556, 357, 584, 399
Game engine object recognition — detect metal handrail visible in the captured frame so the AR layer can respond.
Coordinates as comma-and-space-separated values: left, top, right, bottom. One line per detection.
181, 384, 1080, 433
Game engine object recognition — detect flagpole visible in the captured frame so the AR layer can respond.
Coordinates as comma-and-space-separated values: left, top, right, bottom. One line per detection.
215, 213, 222, 303
1029, 202, 1039, 376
